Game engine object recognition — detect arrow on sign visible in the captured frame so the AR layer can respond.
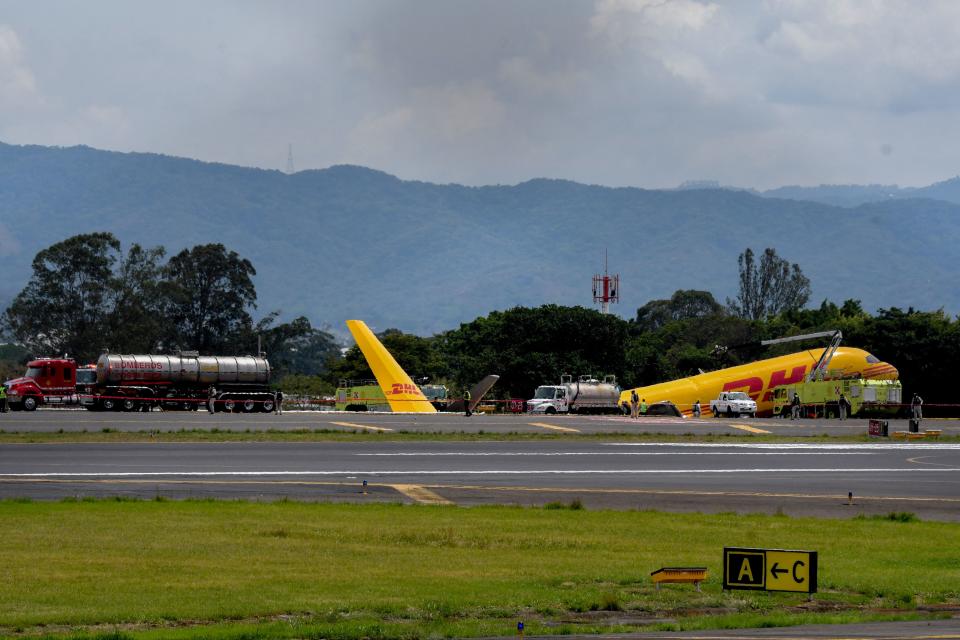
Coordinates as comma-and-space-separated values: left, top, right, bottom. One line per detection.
771, 563, 789, 579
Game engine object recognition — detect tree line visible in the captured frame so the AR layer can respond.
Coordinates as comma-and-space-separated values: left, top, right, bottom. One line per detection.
1, 233, 339, 377
329, 296, 959, 405
3, 234, 956, 406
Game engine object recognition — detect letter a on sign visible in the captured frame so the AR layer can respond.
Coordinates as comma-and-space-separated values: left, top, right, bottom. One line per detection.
723, 548, 765, 590
738, 558, 754, 582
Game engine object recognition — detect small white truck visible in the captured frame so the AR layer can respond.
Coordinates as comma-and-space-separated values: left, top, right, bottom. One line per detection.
710, 391, 757, 418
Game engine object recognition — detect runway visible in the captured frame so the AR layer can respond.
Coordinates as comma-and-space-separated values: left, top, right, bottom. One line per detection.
3, 437, 959, 520
0, 408, 953, 437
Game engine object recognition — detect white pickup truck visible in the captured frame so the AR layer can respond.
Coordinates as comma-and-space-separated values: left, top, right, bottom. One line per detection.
710, 391, 757, 418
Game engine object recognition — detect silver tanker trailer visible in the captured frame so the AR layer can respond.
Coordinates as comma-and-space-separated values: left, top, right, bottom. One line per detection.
82, 352, 275, 412
527, 374, 622, 414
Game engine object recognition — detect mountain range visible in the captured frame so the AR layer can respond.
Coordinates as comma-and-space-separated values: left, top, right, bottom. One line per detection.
0, 142, 957, 337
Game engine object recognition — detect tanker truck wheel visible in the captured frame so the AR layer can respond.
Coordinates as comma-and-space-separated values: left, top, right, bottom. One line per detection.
262, 399, 275, 413
242, 399, 256, 413
122, 398, 138, 412
22, 396, 39, 411
223, 399, 237, 413
101, 398, 116, 411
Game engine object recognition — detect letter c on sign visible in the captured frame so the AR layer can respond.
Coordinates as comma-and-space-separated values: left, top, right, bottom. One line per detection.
793, 560, 805, 583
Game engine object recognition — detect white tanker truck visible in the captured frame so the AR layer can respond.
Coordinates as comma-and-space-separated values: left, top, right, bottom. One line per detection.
527, 374, 622, 415
81, 352, 276, 412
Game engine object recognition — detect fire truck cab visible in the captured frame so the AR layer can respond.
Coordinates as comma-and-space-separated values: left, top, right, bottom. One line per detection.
4, 357, 79, 411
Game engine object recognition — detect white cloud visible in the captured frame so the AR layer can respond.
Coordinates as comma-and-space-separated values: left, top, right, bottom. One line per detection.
4, 2, 960, 189
348, 81, 506, 168
591, 0, 719, 44
497, 57, 583, 96
0, 24, 39, 108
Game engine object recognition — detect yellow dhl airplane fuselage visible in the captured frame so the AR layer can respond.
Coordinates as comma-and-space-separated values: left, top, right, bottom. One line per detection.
620, 347, 898, 417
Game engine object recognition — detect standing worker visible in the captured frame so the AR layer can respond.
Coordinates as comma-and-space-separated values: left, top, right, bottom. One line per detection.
0, 383, 6, 413
639, 397, 647, 416
911, 393, 923, 420
630, 389, 639, 419
275, 389, 283, 415
692, 399, 701, 418
463, 384, 472, 417
838, 392, 848, 421
791, 392, 801, 420
207, 385, 217, 414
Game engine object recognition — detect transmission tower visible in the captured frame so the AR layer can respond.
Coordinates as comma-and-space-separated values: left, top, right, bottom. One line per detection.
285, 143, 295, 174
592, 249, 619, 314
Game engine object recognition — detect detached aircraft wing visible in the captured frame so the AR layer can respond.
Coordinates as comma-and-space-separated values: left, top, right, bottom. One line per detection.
345, 320, 436, 413
447, 374, 500, 412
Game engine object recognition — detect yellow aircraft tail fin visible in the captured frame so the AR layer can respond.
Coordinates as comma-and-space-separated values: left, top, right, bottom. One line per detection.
345, 320, 437, 413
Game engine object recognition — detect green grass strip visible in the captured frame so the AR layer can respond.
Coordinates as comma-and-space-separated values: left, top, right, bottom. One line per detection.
1, 501, 958, 639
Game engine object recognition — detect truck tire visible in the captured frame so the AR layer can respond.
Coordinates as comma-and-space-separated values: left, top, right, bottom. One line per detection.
101, 398, 116, 410
242, 399, 256, 413
122, 398, 138, 412
712, 406, 719, 417
22, 396, 39, 411
262, 399, 275, 413
545, 406, 557, 415
223, 399, 236, 412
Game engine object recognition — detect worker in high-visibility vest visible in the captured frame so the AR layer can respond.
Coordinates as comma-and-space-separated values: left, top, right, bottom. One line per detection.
462, 385, 472, 417
0, 384, 6, 413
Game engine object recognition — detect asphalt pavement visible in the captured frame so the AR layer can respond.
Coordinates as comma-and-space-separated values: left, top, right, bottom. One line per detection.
2, 415, 959, 519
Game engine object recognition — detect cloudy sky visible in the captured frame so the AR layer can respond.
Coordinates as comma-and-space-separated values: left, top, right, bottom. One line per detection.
1, 0, 959, 189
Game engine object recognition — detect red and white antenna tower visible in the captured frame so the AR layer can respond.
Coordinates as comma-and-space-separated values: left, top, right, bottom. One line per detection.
592, 250, 619, 314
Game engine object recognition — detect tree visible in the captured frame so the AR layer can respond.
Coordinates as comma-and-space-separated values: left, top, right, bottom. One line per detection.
635, 290, 723, 331
245, 314, 341, 376
3, 233, 121, 361
727, 247, 811, 320
161, 244, 257, 353
327, 328, 446, 385
106, 244, 167, 353
437, 305, 629, 397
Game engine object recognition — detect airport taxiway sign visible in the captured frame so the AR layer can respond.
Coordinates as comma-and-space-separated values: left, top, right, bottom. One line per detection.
723, 547, 817, 593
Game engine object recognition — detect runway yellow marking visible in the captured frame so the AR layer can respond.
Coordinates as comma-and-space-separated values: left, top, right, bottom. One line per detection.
528, 422, 581, 433
389, 484, 453, 505
729, 423, 771, 434
907, 455, 956, 468
2, 478, 959, 505
411, 483, 960, 503
329, 421, 393, 432
632, 636, 960, 640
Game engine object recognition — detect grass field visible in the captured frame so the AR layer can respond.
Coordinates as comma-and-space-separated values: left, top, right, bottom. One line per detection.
1, 500, 958, 639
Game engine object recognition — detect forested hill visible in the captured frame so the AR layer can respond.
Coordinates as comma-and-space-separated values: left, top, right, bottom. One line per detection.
760, 177, 960, 207
1, 142, 959, 336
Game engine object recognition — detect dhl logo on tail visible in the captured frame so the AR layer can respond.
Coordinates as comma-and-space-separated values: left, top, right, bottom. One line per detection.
621, 347, 898, 417
345, 320, 436, 413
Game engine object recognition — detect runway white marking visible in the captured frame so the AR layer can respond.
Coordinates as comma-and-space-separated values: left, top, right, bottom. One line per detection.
1, 468, 958, 478
355, 452, 867, 456
603, 442, 960, 450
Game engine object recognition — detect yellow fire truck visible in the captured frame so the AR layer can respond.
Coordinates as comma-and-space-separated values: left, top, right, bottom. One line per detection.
771, 376, 902, 418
